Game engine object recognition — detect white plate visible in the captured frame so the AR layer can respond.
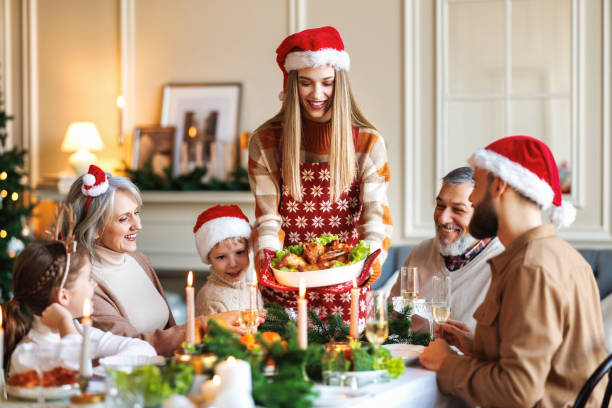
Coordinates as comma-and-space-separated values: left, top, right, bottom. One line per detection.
343, 369, 387, 380
6, 383, 79, 400
313, 385, 370, 407
272, 259, 365, 288
382, 343, 424, 364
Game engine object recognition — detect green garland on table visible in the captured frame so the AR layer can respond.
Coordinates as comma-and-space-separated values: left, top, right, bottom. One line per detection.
259, 303, 433, 346
121, 160, 250, 191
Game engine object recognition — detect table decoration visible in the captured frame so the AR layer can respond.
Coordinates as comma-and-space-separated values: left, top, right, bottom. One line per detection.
350, 278, 359, 339
200, 374, 221, 403
186, 271, 196, 344
79, 297, 93, 389
212, 356, 255, 408
297, 277, 308, 349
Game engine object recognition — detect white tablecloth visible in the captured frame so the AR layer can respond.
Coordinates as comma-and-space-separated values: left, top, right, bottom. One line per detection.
314, 366, 471, 408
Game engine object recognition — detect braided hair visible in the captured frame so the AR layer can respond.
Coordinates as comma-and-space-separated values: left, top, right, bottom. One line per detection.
3, 242, 88, 369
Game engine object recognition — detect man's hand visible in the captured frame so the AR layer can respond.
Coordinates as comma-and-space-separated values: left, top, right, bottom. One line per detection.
41, 303, 77, 337
435, 320, 474, 356
419, 338, 454, 371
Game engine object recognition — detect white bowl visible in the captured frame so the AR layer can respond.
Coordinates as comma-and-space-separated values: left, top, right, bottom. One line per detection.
272, 259, 365, 288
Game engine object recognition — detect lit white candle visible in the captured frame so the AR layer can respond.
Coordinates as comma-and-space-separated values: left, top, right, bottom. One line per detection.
297, 277, 308, 349
350, 278, 359, 340
200, 374, 221, 403
213, 356, 255, 408
79, 298, 92, 378
186, 271, 196, 344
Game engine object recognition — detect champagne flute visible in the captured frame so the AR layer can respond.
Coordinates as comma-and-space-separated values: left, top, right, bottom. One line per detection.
400, 267, 419, 310
238, 271, 259, 334
365, 291, 389, 370
432, 274, 452, 324
412, 298, 434, 339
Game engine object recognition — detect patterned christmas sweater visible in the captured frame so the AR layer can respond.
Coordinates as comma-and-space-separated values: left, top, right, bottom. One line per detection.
248, 118, 393, 266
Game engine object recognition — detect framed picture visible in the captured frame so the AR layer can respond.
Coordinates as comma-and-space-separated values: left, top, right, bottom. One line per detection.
161, 83, 242, 178
132, 126, 176, 177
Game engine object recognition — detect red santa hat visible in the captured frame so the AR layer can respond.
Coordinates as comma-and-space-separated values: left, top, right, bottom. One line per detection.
276, 26, 350, 100
468, 135, 576, 228
193, 205, 252, 264
81, 164, 109, 197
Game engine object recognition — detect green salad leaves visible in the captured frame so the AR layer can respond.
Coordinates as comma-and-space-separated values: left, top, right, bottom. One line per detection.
271, 234, 370, 272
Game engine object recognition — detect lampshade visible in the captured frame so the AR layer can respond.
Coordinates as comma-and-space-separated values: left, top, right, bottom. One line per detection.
61, 122, 104, 152
61, 122, 104, 176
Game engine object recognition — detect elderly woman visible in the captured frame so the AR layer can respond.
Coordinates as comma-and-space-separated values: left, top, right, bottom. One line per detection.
65, 164, 237, 356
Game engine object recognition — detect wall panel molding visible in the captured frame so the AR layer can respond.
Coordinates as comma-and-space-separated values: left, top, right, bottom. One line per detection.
22, 0, 38, 187
119, 0, 135, 149
0, 0, 13, 149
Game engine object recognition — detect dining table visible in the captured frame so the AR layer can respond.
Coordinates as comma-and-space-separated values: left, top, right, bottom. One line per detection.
0, 363, 472, 408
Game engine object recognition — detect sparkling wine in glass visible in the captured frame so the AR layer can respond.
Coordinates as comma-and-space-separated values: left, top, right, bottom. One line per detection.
366, 291, 389, 370
238, 309, 259, 334
413, 298, 434, 338
400, 267, 419, 308
432, 274, 452, 324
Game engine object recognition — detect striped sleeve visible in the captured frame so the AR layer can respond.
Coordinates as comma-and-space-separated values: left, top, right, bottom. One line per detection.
355, 128, 393, 266
247, 127, 284, 257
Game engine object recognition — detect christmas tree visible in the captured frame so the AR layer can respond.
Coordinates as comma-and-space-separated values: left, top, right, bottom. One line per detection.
0, 93, 33, 302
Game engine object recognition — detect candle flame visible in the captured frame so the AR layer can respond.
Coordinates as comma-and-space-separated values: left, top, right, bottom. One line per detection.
187, 270, 193, 287
299, 277, 306, 298
116, 96, 124, 108
227, 356, 236, 365
352, 278, 357, 289
188, 126, 197, 138
212, 375, 221, 385
83, 298, 92, 318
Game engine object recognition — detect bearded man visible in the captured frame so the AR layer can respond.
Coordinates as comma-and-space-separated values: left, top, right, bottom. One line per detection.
391, 167, 504, 329
420, 136, 606, 407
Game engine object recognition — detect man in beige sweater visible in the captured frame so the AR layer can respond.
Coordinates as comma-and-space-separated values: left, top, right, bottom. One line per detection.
420, 136, 606, 407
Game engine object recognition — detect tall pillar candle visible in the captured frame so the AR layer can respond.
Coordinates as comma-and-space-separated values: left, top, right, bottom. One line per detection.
250, 269, 257, 311
213, 356, 255, 408
297, 277, 308, 349
79, 298, 92, 378
350, 278, 359, 340
186, 270, 196, 343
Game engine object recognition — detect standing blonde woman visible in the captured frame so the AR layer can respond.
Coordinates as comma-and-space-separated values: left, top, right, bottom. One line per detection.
248, 26, 392, 323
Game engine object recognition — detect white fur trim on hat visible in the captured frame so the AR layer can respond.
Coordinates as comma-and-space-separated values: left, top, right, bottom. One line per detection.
550, 200, 577, 228
81, 179, 109, 197
468, 148, 555, 209
284, 48, 350, 72
194, 216, 252, 264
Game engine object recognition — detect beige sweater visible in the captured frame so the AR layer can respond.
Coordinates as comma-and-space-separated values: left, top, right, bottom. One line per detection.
91, 250, 186, 357
196, 267, 263, 316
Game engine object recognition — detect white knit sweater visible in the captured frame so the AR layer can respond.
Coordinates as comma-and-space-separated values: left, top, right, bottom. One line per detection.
195, 267, 263, 317
402, 237, 505, 330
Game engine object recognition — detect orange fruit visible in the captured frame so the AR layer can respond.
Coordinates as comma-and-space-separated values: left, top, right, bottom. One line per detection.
261, 332, 281, 344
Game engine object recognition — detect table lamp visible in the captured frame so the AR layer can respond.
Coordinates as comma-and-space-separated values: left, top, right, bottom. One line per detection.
61, 122, 104, 176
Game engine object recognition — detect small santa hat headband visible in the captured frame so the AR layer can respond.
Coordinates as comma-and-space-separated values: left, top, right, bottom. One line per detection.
193, 204, 252, 264
468, 135, 576, 228
81, 164, 110, 217
276, 26, 350, 100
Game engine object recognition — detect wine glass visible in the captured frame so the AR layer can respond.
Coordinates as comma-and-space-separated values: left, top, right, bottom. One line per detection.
400, 266, 419, 312
412, 298, 434, 339
432, 274, 452, 325
365, 291, 389, 370
238, 275, 259, 334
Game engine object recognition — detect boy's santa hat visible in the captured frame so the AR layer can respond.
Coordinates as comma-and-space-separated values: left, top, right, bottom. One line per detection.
193, 205, 252, 264
276, 26, 350, 100
81, 164, 109, 197
468, 135, 576, 228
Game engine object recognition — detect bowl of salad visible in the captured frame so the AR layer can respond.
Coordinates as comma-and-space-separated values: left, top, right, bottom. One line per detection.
271, 234, 370, 288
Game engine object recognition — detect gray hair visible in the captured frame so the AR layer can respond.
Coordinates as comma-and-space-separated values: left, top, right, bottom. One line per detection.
442, 166, 474, 186
64, 174, 142, 261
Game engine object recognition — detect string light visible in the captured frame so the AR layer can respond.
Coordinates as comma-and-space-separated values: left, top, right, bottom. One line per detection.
0, 190, 6, 198
0, 171, 6, 180
8, 251, 15, 258
0, 230, 7, 239
11, 192, 18, 201
22, 224, 31, 237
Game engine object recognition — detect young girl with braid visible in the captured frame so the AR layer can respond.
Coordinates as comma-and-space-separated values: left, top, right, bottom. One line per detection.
4, 214, 155, 375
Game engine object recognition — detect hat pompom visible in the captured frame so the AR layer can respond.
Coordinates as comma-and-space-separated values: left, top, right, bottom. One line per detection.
551, 200, 576, 229
82, 173, 95, 187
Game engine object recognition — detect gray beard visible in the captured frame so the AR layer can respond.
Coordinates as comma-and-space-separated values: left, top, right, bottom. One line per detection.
435, 232, 478, 257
